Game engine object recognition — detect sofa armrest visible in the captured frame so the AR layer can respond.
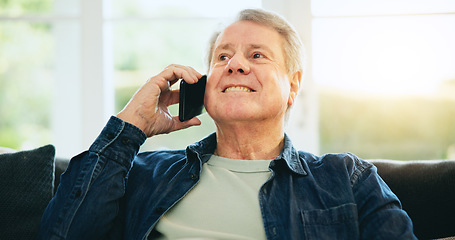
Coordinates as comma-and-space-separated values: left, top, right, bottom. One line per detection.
369, 159, 455, 240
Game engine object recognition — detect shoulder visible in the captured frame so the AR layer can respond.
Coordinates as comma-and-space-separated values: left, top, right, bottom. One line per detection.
131, 149, 187, 172
299, 151, 374, 186
125, 149, 191, 191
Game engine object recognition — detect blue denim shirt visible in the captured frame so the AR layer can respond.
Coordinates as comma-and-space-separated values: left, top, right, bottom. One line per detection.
37, 116, 416, 240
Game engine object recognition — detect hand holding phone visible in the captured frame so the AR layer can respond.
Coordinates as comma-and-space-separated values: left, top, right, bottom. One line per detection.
117, 64, 202, 136
179, 75, 207, 122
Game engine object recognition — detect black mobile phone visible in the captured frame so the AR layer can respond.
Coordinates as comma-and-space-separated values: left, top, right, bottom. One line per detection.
178, 75, 207, 122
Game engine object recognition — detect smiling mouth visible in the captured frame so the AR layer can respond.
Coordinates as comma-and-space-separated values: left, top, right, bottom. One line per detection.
223, 86, 255, 93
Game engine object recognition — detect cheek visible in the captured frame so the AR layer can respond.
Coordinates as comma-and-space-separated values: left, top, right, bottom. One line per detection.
203, 77, 218, 110
268, 75, 291, 101
203, 89, 214, 107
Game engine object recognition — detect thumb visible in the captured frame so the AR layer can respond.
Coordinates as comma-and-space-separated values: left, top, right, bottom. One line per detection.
164, 116, 202, 134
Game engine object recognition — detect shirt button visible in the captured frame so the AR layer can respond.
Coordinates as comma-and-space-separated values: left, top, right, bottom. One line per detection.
190, 174, 198, 180
74, 189, 82, 198
272, 227, 277, 235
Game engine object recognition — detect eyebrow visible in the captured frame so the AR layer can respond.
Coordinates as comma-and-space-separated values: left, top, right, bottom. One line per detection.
214, 43, 234, 52
214, 43, 275, 56
250, 44, 272, 52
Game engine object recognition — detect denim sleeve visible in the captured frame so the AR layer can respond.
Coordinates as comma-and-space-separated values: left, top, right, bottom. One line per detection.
352, 158, 417, 240
36, 116, 146, 240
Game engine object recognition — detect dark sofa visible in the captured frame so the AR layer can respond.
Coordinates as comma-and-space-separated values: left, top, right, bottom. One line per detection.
1, 145, 454, 240
369, 159, 455, 240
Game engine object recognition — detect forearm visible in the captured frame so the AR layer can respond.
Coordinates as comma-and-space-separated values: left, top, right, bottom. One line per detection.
37, 116, 146, 239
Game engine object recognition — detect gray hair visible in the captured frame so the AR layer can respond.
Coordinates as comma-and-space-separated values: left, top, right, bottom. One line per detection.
207, 8, 305, 75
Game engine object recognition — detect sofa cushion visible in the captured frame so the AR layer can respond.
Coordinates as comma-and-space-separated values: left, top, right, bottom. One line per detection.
0, 144, 55, 240
370, 159, 455, 240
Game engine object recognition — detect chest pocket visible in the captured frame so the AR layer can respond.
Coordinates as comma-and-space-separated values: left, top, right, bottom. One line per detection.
301, 203, 359, 240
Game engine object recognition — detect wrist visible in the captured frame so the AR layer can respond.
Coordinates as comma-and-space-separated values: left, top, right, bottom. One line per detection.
90, 116, 147, 166
116, 111, 148, 135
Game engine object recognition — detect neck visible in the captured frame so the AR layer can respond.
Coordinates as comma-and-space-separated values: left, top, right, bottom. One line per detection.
214, 120, 285, 160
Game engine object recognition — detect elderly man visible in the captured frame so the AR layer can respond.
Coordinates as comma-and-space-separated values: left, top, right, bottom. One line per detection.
38, 9, 416, 240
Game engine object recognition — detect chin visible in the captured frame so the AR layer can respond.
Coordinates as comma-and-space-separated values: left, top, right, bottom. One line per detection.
207, 109, 256, 123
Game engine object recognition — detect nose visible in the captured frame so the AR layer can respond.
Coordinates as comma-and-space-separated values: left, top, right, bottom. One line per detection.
226, 54, 250, 74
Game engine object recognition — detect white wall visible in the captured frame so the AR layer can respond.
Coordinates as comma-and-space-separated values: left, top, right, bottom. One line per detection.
263, 0, 320, 154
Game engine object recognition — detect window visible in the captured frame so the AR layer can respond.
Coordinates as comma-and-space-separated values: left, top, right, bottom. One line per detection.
0, 0, 66, 150
312, 0, 455, 159
3, 0, 453, 160
0, 20, 53, 149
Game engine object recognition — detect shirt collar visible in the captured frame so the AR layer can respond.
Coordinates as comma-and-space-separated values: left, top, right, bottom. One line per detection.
187, 133, 307, 176
275, 134, 307, 176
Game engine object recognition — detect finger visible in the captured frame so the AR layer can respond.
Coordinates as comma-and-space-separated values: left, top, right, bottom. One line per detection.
186, 65, 203, 79
162, 65, 202, 84
186, 117, 202, 126
169, 64, 202, 78
163, 89, 180, 106
170, 116, 201, 132
169, 78, 179, 87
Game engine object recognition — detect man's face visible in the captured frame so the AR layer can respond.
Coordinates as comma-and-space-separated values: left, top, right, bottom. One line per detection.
205, 20, 298, 124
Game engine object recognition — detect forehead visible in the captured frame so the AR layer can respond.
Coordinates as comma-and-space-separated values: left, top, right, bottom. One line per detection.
215, 20, 284, 50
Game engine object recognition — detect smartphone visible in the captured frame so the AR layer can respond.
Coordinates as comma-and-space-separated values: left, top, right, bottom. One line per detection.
178, 75, 207, 122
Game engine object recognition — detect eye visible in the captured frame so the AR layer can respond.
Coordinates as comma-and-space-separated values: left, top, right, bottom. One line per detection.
219, 55, 230, 61
253, 53, 264, 59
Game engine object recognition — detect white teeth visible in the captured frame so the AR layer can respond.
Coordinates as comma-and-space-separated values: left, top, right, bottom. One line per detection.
224, 86, 253, 93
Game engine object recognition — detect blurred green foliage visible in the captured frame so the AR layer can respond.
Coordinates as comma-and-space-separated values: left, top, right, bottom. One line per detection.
115, 85, 137, 113
0, 22, 53, 149
0, 0, 52, 15
113, 20, 213, 74
319, 88, 455, 160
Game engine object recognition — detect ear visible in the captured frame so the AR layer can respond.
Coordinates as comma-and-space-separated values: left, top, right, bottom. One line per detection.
288, 70, 302, 106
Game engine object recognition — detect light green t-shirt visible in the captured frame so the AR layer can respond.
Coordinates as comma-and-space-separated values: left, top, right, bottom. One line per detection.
154, 155, 273, 240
